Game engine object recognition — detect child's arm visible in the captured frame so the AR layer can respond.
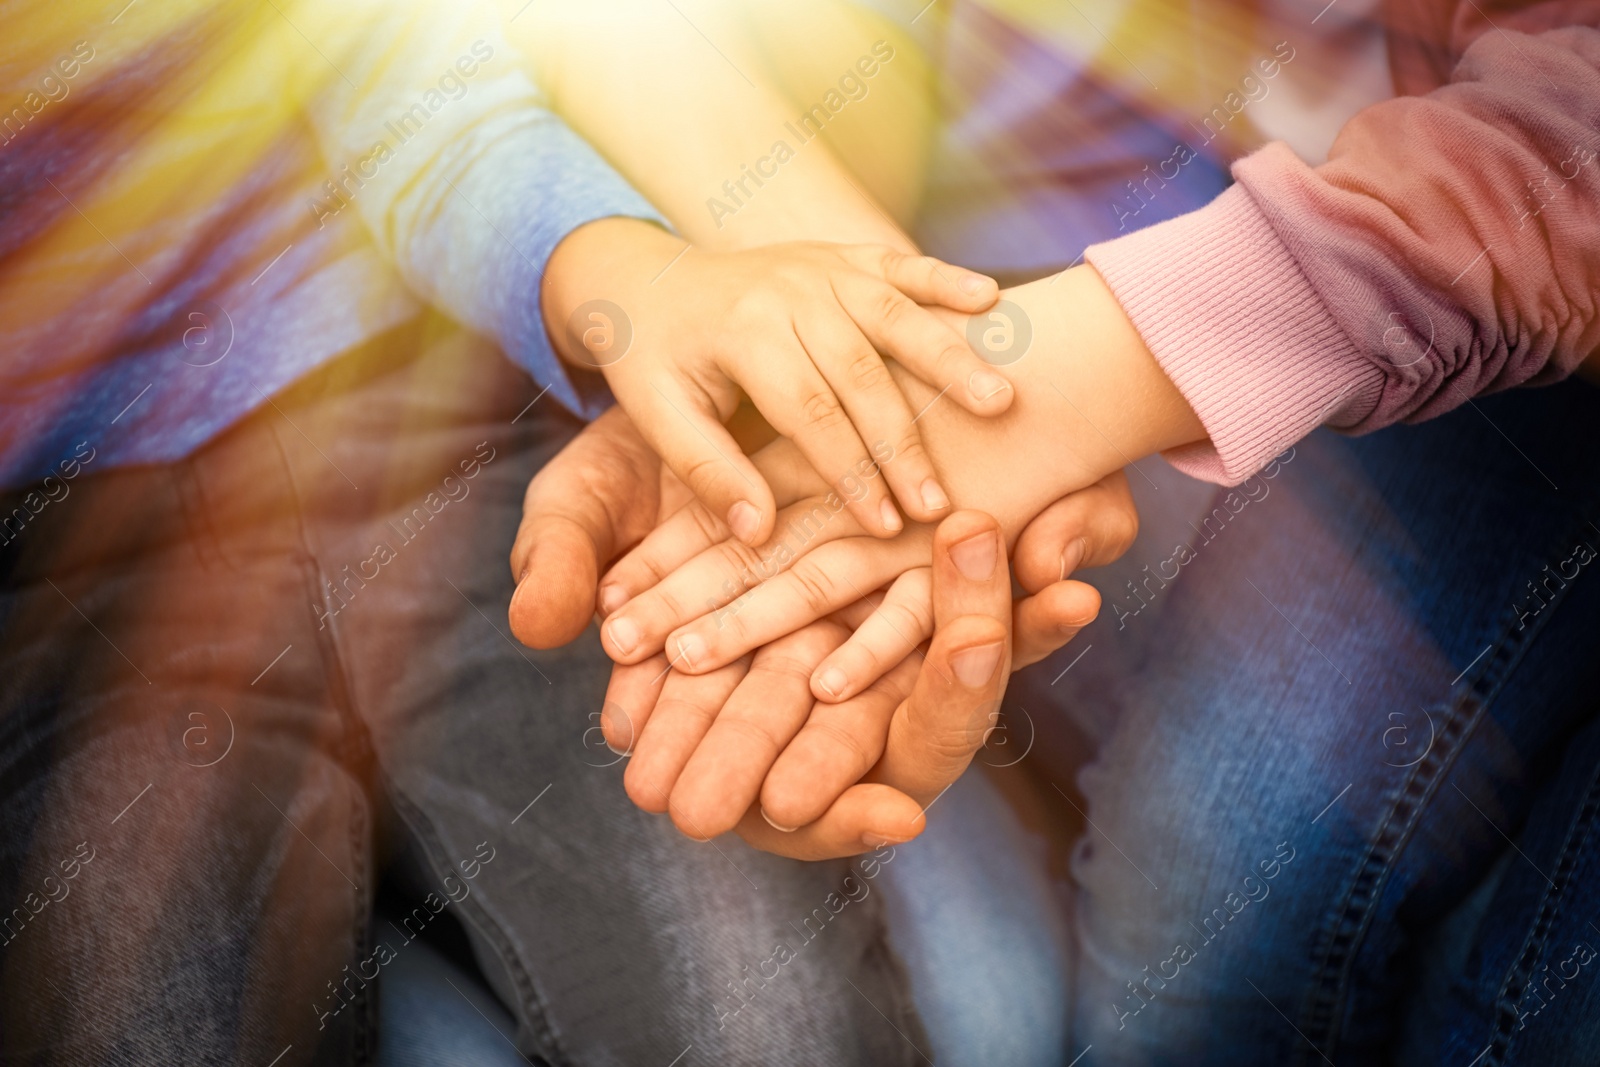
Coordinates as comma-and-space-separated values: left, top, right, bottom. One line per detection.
592, 263, 1205, 672
601, 510, 1105, 846
539, 218, 1010, 545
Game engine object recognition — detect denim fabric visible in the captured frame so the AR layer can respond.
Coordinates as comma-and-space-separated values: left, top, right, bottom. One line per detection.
0, 317, 928, 1066
374, 769, 1073, 1067
373, 916, 528, 1067
1004, 377, 1600, 1064
878, 768, 1073, 1066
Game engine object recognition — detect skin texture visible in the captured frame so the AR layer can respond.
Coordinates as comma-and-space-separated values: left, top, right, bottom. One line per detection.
595, 265, 1203, 682
510, 2, 1165, 856
507, 410, 1136, 858
604, 510, 1090, 859
540, 218, 1009, 544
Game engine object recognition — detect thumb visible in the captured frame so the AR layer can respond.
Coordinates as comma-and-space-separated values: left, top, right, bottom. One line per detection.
509, 516, 603, 649
508, 407, 660, 648
872, 510, 1014, 803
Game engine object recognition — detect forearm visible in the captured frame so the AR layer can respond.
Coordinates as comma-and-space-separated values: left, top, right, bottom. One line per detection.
509, 0, 930, 251
897, 266, 1206, 538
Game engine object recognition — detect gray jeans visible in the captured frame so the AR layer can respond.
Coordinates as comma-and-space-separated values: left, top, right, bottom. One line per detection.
0, 317, 928, 1066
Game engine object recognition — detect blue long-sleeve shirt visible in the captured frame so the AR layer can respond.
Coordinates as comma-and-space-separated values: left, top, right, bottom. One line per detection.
0, 0, 661, 490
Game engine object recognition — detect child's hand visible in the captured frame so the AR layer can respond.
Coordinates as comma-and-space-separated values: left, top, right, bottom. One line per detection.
541, 218, 1010, 546
593, 428, 1129, 709
599, 511, 1104, 851
590, 434, 935, 674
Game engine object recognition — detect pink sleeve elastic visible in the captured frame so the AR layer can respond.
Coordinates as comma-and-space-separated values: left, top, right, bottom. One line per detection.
1086, 185, 1384, 485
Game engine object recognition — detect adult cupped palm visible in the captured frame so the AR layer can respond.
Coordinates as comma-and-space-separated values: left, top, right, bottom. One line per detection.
508, 405, 1139, 858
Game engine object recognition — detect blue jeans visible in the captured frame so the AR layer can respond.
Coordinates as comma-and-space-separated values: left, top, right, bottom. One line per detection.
378, 766, 1073, 1067
0, 319, 931, 1066
377, 375, 1600, 1067
1001, 376, 1600, 1064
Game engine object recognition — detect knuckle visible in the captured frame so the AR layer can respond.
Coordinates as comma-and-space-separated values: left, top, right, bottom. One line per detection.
840, 640, 887, 679
804, 719, 874, 777
632, 547, 677, 588
1110, 507, 1140, 553
649, 582, 691, 623
654, 696, 718, 731
873, 288, 913, 328
687, 503, 727, 545
714, 541, 764, 591
922, 727, 979, 765
885, 599, 932, 642
799, 390, 848, 432
788, 566, 838, 614
714, 715, 785, 760
891, 433, 928, 468
681, 454, 733, 502
940, 341, 975, 371
866, 243, 897, 268
846, 352, 892, 393
750, 650, 818, 685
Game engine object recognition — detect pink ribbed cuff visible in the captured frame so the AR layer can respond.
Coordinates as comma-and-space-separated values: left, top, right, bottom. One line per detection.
1085, 184, 1384, 485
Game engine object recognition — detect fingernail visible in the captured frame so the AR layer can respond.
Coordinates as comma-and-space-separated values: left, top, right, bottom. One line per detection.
919, 478, 950, 513
676, 632, 706, 669
949, 530, 996, 580
1060, 537, 1088, 581
816, 666, 848, 699
762, 808, 797, 833
968, 369, 1010, 401
861, 832, 907, 848
950, 640, 1003, 688
598, 583, 628, 616
879, 498, 902, 533
607, 616, 639, 657
727, 501, 761, 545
959, 274, 989, 295
605, 740, 630, 757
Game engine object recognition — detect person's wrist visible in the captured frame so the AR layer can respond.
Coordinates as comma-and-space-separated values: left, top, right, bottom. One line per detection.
541, 216, 686, 369
892, 265, 1205, 539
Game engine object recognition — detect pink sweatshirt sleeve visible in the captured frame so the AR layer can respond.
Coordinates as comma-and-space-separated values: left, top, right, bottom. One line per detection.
1086, 16, 1600, 485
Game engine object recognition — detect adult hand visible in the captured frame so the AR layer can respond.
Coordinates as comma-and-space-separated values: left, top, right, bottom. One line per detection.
508, 405, 690, 649
600, 475, 1140, 860
730, 510, 1050, 859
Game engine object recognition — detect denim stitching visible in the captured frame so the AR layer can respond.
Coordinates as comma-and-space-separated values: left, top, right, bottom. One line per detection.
382, 782, 568, 1064
1481, 739, 1600, 1065
267, 423, 381, 1067
1294, 681, 1495, 1064
1292, 529, 1588, 1064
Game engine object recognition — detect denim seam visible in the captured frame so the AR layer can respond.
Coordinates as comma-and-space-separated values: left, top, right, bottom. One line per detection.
1481, 730, 1600, 1065
380, 782, 570, 1064
266, 423, 380, 1067
1293, 599, 1560, 1063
